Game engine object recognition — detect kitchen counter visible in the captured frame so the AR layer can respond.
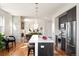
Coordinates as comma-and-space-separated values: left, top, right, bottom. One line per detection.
38, 37, 54, 43
29, 35, 55, 43
28, 35, 54, 56
29, 35, 38, 43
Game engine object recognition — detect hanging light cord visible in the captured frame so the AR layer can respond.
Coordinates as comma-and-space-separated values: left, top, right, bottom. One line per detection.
35, 3, 39, 18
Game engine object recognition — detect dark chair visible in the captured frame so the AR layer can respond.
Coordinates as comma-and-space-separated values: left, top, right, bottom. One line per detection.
26, 35, 32, 42
3, 36, 16, 52
28, 43, 35, 56
8, 36, 16, 46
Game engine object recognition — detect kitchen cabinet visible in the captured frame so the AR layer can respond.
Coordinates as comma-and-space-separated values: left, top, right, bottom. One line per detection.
66, 43, 76, 56
59, 6, 76, 29
58, 6, 76, 56
61, 37, 66, 51
67, 6, 76, 22
38, 43, 53, 56
59, 14, 67, 29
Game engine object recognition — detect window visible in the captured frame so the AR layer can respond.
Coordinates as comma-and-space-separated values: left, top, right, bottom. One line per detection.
0, 16, 5, 33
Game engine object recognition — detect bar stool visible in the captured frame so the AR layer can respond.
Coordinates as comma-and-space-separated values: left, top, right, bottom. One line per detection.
28, 43, 35, 56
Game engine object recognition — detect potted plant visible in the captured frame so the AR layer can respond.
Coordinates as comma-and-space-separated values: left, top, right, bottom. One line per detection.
0, 33, 4, 50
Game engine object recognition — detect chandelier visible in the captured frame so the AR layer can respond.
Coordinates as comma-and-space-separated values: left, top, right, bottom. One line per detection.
35, 3, 39, 18
33, 3, 39, 30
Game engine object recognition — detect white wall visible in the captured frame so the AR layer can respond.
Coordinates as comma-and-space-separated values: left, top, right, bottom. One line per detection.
43, 20, 52, 37
12, 16, 21, 42
24, 20, 35, 34
0, 8, 22, 42
37, 20, 45, 35
76, 4, 79, 56
0, 8, 12, 35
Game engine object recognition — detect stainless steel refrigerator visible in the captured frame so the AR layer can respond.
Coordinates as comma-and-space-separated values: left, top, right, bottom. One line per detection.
61, 21, 76, 56
66, 21, 76, 56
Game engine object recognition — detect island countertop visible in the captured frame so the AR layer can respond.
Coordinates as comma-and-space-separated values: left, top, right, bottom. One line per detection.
29, 35, 55, 43
28, 35, 54, 56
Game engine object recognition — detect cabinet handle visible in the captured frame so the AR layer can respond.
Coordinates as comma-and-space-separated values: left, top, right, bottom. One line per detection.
40, 45, 44, 48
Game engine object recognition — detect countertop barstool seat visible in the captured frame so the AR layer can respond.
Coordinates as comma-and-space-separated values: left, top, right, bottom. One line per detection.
28, 43, 35, 56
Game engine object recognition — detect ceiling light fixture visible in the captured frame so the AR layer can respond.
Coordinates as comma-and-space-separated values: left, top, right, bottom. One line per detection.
33, 3, 39, 29
35, 3, 39, 18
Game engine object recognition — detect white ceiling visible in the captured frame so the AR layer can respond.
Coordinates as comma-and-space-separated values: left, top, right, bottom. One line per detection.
0, 3, 67, 18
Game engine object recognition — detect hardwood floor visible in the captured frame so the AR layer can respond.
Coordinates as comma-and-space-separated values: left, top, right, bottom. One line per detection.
10, 43, 28, 56
0, 42, 65, 56
0, 42, 28, 56
54, 47, 66, 56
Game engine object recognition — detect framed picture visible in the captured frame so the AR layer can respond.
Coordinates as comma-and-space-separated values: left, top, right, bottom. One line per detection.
60, 23, 66, 29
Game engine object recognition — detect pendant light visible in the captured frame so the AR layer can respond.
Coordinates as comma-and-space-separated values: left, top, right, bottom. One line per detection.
34, 3, 39, 30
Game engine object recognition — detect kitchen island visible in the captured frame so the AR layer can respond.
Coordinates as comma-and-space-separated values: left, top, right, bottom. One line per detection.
28, 35, 54, 56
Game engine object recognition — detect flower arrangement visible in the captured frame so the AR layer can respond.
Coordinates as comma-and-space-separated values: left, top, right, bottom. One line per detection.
42, 36, 48, 40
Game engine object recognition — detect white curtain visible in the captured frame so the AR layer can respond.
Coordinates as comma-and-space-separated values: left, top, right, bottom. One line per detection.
0, 16, 5, 33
